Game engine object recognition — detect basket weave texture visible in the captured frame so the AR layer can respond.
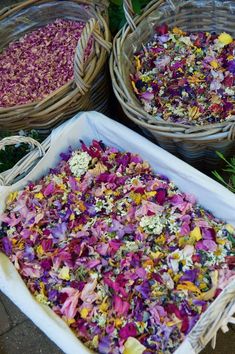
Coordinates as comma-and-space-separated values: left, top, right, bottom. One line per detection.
0, 0, 111, 134
110, 0, 235, 167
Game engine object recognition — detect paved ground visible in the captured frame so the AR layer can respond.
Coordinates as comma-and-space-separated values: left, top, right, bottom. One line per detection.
0, 1, 235, 353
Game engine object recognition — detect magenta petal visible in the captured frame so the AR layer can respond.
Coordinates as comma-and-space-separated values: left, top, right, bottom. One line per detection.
119, 323, 137, 340
109, 239, 122, 252
156, 188, 166, 205
41, 239, 53, 252
180, 222, 190, 235
181, 316, 189, 334
114, 295, 130, 316
170, 194, 184, 205
87, 259, 101, 269
43, 182, 55, 197
166, 303, 182, 319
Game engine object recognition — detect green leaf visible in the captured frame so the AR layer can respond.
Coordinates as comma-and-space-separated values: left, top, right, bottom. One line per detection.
230, 157, 235, 167
132, 0, 142, 14
110, 0, 122, 5
212, 171, 227, 185
223, 168, 235, 174
216, 151, 229, 163
227, 233, 235, 245
232, 175, 235, 187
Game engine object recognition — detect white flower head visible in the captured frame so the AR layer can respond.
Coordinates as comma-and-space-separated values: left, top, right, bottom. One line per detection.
69, 151, 91, 177
140, 215, 165, 235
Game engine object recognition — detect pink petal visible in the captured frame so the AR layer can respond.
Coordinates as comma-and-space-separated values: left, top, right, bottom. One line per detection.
61, 288, 80, 319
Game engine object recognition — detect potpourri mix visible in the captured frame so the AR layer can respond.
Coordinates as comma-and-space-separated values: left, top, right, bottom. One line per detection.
0, 19, 91, 107
131, 24, 235, 125
1, 141, 235, 354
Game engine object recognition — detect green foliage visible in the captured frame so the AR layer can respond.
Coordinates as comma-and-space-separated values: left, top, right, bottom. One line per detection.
212, 151, 235, 193
0, 130, 42, 173
109, 0, 149, 34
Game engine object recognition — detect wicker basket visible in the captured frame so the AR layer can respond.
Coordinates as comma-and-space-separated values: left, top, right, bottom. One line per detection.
110, 0, 235, 168
0, 113, 235, 354
0, 0, 111, 134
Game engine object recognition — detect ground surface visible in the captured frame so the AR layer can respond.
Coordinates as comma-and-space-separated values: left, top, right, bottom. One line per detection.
0, 1, 235, 353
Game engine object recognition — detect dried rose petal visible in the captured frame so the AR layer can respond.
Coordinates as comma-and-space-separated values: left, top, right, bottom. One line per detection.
0, 19, 92, 107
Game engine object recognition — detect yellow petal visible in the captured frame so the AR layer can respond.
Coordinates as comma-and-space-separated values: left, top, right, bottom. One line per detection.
89, 162, 107, 176
91, 335, 99, 348
150, 251, 163, 259
115, 318, 123, 328
188, 106, 201, 120
123, 337, 146, 354
135, 56, 141, 71
39, 281, 46, 296
36, 245, 44, 256
35, 192, 44, 200
190, 226, 202, 241
177, 281, 201, 295
129, 192, 142, 205
173, 27, 185, 36
80, 308, 89, 319
210, 60, 218, 69
218, 32, 233, 45
132, 81, 139, 94
100, 296, 109, 312
225, 224, 235, 235
58, 266, 70, 280
36, 293, 49, 305
197, 270, 218, 301
167, 318, 182, 327
199, 282, 208, 290
7, 191, 18, 205
145, 191, 156, 198
70, 213, 75, 221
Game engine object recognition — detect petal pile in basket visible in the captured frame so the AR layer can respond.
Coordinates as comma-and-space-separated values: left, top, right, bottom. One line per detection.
0, 19, 91, 107
131, 24, 235, 126
0, 0, 111, 134
0, 141, 235, 354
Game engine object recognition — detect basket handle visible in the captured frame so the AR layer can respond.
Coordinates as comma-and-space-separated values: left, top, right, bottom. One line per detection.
0, 136, 45, 186
211, 302, 235, 348
0, 0, 109, 21
73, 17, 111, 93
123, 0, 177, 32
187, 282, 235, 352
123, 0, 136, 32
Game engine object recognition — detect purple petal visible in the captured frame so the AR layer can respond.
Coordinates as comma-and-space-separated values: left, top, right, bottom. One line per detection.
202, 228, 216, 241
1, 237, 12, 256
98, 336, 112, 354
43, 182, 55, 197
180, 269, 199, 282
196, 239, 217, 251
140, 91, 154, 101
